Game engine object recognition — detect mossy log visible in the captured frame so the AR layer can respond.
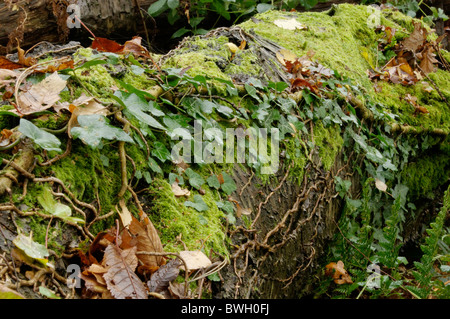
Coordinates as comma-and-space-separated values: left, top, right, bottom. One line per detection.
0, 4, 449, 299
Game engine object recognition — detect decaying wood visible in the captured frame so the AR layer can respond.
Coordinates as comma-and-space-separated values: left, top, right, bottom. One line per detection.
0, 139, 35, 196
0, 0, 155, 53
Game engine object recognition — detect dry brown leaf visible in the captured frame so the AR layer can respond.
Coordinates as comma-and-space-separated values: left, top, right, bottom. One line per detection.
66, 94, 108, 137
235, 202, 252, 218
325, 260, 353, 284
375, 178, 387, 192
102, 244, 148, 299
16, 71, 67, 115
147, 258, 182, 293
418, 44, 438, 75
117, 199, 132, 228
122, 36, 151, 58
401, 22, 427, 53
128, 215, 164, 272
171, 182, 190, 197
178, 250, 212, 271
273, 18, 307, 31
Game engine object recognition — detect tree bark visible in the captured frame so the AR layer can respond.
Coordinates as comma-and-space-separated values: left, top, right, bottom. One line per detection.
0, 0, 155, 54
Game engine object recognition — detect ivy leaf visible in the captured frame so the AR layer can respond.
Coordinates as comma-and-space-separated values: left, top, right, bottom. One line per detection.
244, 83, 261, 102
148, 157, 163, 174
114, 91, 165, 131
151, 141, 171, 162
70, 114, 134, 148
220, 172, 236, 195
216, 200, 234, 214
184, 194, 209, 212
206, 175, 221, 189
18, 119, 62, 152
185, 168, 205, 190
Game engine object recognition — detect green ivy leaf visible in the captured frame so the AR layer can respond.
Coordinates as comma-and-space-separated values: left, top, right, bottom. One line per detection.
114, 91, 165, 131
184, 194, 209, 212
70, 114, 134, 148
220, 172, 237, 195
167, 0, 179, 10
207, 175, 221, 189
152, 141, 172, 162
18, 119, 62, 152
185, 168, 205, 190
148, 157, 163, 174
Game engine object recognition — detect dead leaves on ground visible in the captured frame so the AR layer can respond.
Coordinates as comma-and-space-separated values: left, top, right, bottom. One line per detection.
79, 204, 214, 299
277, 49, 334, 96
369, 22, 446, 86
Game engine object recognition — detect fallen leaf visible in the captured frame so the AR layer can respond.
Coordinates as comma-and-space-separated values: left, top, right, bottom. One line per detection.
235, 202, 252, 218
274, 18, 307, 31
117, 199, 132, 228
325, 260, 353, 284
418, 44, 438, 75
16, 71, 67, 115
147, 258, 182, 293
0, 284, 25, 299
91, 37, 124, 53
128, 215, 164, 272
375, 178, 387, 192
0, 56, 23, 70
178, 250, 212, 271
171, 182, 190, 197
123, 36, 151, 58
102, 244, 148, 299
276, 49, 298, 66
401, 22, 427, 53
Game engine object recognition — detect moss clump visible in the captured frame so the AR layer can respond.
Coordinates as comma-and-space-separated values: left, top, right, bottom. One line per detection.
400, 147, 450, 199
239, 4, 449, 133
314, 122, 343, 171
146, 178, 229, 258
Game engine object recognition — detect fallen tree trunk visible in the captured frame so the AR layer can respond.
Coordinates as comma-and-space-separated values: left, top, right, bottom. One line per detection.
0, 0, 155, 53
0, 4, 448, 300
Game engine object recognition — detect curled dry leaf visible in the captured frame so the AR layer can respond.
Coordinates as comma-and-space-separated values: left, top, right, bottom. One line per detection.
147, 258, 182, 293
128, 215, 164, 272
375, 178, 388, 192
16, 71, 67, 115
235, 202, 252, 218
325, 260, 353, 284
178, 250, 212, 271
171, 182, 191, 197
273, 18, 307, 31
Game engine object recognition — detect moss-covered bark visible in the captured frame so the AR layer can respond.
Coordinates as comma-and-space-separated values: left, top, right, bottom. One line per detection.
0, 4, 448, 299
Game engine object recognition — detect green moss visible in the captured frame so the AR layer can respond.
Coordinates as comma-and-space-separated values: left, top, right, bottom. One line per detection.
239, 5, 449, 133
313, 122, 343, 171
400, 147, 450, 199
146, 178, 229, 258
282, 135, 308, 185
